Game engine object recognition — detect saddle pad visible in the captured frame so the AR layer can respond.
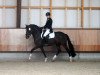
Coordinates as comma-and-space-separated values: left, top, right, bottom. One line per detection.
49, 32, 55, 39
41, 29, 55, 39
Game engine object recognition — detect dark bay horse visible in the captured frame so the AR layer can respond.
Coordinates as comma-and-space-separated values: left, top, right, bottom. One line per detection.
25, 24, 76, 62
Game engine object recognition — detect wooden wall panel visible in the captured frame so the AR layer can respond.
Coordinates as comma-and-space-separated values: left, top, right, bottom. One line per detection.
0, 29, 100, 52
0, 29, 26, 51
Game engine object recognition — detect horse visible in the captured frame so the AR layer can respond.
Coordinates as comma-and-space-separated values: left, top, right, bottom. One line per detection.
25, 24, 76, 62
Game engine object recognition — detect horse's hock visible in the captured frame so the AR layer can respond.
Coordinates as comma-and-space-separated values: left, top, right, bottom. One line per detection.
0, 29, 100, 52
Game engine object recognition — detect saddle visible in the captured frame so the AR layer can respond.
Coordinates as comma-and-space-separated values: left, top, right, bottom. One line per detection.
41, 29, 55, 39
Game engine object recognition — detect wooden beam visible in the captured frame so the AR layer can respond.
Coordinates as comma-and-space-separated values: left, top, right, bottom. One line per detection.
81, 0, 84, 28
0, 6, 16, 8
89, 0, 92, 28
16, 0, 21, 28
50, 0, 52, 17
77, 0, 80, 28
21, 6, 100, 10
84, 7, 100, 10
0, 28, 100, 30
2, 0, 6, 28
65, 0, 67, 27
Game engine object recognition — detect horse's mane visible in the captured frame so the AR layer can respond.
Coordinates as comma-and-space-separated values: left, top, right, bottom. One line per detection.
30, 24, 39, 28
29, 24, 42, 32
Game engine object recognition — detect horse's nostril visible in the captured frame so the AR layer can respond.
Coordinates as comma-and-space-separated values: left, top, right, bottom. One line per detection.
26, 36, 28, 39
26, 35, 29, 39
25, 35, 28, 39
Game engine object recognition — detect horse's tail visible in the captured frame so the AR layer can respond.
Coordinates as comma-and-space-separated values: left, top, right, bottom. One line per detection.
65, 34, 76, 57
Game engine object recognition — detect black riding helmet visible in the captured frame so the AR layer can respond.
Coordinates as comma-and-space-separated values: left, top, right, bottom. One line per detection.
46, 12, 50, 16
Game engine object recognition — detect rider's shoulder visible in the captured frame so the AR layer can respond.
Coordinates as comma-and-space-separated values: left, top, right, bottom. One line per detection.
48, 18, 52, 21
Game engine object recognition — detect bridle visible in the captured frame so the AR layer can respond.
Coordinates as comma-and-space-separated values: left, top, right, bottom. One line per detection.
26, 27, 32, 39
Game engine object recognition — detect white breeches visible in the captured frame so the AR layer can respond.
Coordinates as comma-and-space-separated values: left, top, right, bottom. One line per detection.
41, 29, 55, 39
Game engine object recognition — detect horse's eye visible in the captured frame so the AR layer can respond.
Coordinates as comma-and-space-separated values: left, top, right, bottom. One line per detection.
29, 28, 31, 31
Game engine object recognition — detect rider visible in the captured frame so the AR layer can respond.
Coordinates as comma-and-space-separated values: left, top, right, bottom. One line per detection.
42, 12, 53, 39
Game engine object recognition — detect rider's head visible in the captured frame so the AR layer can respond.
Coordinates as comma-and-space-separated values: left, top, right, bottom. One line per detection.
46, 12, 51, 18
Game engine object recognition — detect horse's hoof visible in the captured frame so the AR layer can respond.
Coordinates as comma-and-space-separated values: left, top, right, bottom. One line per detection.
29, 57, 31, 60
29, 54, 32, 60
51, 59, 55, 62
29, 58, 31, 60
69, 57, 73, 62
45, 58, 48, 62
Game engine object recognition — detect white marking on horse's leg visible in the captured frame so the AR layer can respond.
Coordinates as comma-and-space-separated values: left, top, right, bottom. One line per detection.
52, 55, 57, 61
69, 56, 73, 62
29, 54, 32, 60
45, 58, 48, 62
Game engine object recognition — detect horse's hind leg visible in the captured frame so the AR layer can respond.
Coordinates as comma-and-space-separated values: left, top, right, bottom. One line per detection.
52, 45, 61, 62
63, 44, 72, 62
29, 46, 38, 60
40, 47, 48, 62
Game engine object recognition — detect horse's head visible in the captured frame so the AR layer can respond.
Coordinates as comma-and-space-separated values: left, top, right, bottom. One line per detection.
25, 24, 41, 39
25, 25, 32, 39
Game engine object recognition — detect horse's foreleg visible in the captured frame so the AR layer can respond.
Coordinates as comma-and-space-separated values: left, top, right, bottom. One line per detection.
40, 47, 47, 62
29, 46, 38, 60
52, 45, 61, 62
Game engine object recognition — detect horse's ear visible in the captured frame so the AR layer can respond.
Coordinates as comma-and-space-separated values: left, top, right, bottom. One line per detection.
26, 25, 28, 27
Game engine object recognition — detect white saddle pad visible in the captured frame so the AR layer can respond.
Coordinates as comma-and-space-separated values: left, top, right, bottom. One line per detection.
41, 29, 55, 39
49, 32, 55, 39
